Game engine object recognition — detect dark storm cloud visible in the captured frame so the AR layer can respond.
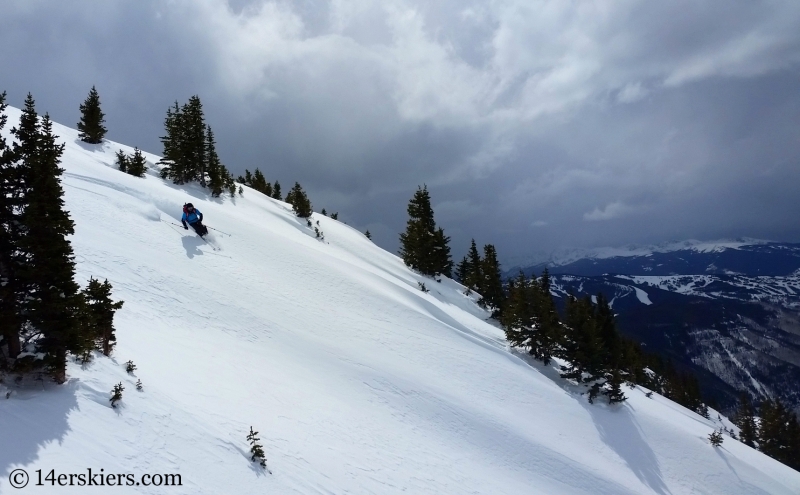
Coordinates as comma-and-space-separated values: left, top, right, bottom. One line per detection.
2, 0, 799, 262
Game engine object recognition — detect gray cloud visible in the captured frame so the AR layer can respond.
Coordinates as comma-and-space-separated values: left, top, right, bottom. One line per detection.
2, 0, 799, 263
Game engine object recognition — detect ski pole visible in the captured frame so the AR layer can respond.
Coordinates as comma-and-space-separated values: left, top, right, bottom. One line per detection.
206, 226, 231, 237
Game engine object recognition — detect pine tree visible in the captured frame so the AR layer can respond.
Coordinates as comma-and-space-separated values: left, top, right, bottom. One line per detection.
250, 168, 272, 196
365, 230, 372, 240
480, 244, 504, 314
734, 393, 758, 448
115, 149, 129, 173
81, 277, 124, 356
461, 239, 482, 292
14, 103, 83, 383
125, 360, 136, 373
77, 86, 107, 144
127, 148, 147, 177
398, 185, 451, 277
271, 181, 281, 200
136, 379, 143, 391
606, 369, 627, 404
285, 182, 312, 218
709, 429, 724, 447
0, 91, 24, 359
205, 126, 225, 196
247, 426, 267, 468
110, 382, 124, 408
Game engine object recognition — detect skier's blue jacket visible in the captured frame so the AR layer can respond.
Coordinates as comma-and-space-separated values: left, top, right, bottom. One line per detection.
181, 208, 203, 226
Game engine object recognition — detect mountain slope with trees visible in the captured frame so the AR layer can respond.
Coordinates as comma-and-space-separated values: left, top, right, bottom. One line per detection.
0, 104, 798, 494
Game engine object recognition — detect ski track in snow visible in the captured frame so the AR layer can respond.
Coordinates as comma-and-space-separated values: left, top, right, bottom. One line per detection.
1, 106, 799, 494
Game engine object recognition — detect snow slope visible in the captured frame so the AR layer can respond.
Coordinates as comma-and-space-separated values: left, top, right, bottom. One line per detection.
2, 106, 799, 494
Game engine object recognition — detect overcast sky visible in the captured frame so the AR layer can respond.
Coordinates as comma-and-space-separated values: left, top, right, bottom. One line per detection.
3, 0, 800, 264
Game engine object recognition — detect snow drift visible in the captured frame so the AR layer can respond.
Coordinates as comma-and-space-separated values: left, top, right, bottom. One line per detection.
1, 106, 799, 494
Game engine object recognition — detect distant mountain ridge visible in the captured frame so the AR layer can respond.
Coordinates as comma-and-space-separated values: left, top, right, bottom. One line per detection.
508, 240, 800, 414
508, 239, 800, 278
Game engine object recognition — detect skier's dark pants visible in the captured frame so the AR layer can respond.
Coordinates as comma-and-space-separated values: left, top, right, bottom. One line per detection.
189, 221, 208, 236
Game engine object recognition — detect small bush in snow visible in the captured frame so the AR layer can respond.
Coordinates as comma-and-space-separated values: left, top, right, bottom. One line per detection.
136, 379, 143, 391
418, 282, 429, 293
709, 429, 724, 447
125, 360, 136, 374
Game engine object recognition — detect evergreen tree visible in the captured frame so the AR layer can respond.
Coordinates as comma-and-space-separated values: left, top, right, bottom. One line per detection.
158, 101, 185, 182
125, 360, 136, 373
285, 182, 312, 217
247, 426, 267, 468
77, 86, 107, 144
205, 126, 225, 196
127, 148, 147, 177
606, 369, 627, 404
0, 91, 24, 359
734, 393, 758, 448
250, 168, 272, 196
15, 109, 83, 383
272, 181, 281, 200
115, 149, 129, 173
709, 429, 724, 447
758, 399, 800, 469
432, 228, 453, 278
480, 244, 504, 314
182, 96, 206, 186
158, 96, 236, 194
365, 230, 372, 240
501, 271, 560, 365
461, 239, 483, 292
81, 277, 124, 356
110, 382, 124, 408
455, 257, 468, 286
398, 185, 452, 277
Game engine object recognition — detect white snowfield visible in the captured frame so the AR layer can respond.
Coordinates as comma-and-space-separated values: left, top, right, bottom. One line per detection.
1, 107, 799, 495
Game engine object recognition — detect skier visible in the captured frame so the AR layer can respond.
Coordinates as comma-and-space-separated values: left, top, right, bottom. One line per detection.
181, 203, 208, 237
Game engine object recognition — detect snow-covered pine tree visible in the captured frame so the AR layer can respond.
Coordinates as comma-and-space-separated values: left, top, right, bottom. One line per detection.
125, 360, 136, 374
285, 182, 313, 218
365, 230, 372, 240
81, 277, 124, 356
136, 379, 143, 391
127, 147, 147, 177
77, 86, 107, 144
247, 426, 267, 468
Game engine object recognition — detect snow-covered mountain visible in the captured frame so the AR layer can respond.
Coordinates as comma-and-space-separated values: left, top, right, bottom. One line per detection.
508, 239, 800, 277
1, 106, 799, 494
510, 242, 800, 416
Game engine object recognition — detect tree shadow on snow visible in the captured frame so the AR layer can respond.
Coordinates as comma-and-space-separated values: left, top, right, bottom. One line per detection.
181, 235, 205, 259
0, 378, 79, 481
580, 400, 672, 495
